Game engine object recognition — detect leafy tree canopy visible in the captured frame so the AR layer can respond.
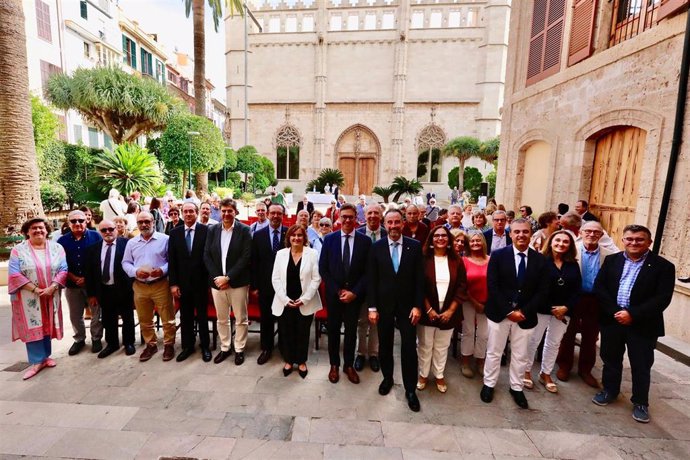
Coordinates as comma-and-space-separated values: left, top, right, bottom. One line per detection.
443, 136, 482, 161
159, 112, 225, 174
448, 166, 483, 200
235, 145, 262, 175
45, 66, 181, 144
31, 95, 60, 155
390, 176, 423, 202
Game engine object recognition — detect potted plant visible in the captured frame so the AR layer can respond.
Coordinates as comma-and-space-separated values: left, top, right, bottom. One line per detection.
283, 186, 293, 204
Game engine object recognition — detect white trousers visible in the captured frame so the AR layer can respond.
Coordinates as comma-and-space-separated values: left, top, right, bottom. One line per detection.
460, 302, 488, 359
483, 318, 534, 391
417, 325, 454, 379
525, 313, 569, 375
211, 286, 249, 352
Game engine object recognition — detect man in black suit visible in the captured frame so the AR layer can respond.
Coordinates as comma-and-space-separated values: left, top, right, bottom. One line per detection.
575, 200, 599, 222
368, 208, 424, 412
296, 196, 314, 215
85, 219, 135, 358
592, 224, 675, 423
204, 198, 252, 365
250, 203, 288, 365
483, 210, 512, 254
480, 218, 548, 409
169, 202, 211, 363
320, 203, 372, 385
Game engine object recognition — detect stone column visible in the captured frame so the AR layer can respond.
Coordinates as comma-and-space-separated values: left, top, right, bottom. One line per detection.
313, 0, 328, 170
390, 0, 411, 178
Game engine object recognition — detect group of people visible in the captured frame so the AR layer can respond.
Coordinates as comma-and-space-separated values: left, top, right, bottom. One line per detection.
8, 193, 675, 423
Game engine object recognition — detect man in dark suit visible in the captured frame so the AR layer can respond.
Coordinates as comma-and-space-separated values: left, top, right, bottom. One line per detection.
480, 218, 548, 409
204, 198, 252, 365
320, 203, 372, 384
169, 202, 211, 363
250, 203, 288, 365
483, 210, 512, 254
85, 219, 135, 358
368, 209, 424, 412
402, 204, 429, 244
296, 196, 314, 215
575, 200, 599, 222
592, 224, 675, 423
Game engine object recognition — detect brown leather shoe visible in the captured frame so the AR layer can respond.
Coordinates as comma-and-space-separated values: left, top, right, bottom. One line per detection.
578, 372, 600, 388
162, 344, 175, 362
328, 365, 339, 384
556, 367, 570, 382
344, 366, 360, 384
139, 344, 158, 362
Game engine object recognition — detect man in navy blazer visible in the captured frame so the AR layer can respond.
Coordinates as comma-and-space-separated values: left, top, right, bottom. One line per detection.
85, 220, 135, 358
480, 218, 548, 409
250, 203, 288, 365
592, 224, 675, 423
483, 210, 512, 254
169, 202, 211, 363
367, 208, 424, 412
320, 203, 372, 384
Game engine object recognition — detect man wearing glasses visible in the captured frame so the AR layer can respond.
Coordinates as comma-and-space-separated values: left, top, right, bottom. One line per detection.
592, 224, 675, 423
483, 210, 512, 254
58, 210, 103, 356
85, 220, 135, 358
122, 211, 176, 362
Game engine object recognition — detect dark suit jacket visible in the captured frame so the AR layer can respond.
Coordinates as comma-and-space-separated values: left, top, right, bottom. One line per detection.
367, 236, 424, 316
296, 201, 314, 215
356, 226, 387, 240
485, 245, 549, 329
483, 229, 512, 255
250, 224, 288, 294
319, 230, 372, 304
204, 220, 252, 288
169, 223, 209, 291
419, 256, 467, 329
85, 237, 132, 299
403, 221, 429, 244
594, 251, 675, 337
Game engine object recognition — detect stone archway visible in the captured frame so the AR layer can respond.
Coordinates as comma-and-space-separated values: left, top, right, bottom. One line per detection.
335, 124, 380, 196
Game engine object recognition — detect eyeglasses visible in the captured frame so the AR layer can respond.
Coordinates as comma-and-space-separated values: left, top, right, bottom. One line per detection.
623, 237, 647, 244
137, 220, 152, 224
581, 229, 603, 235
493, 218, 506, 223
99, 227, 116, 233
341, 215, 355, 220
519, 209, 526, 212
69, 219, 85, 224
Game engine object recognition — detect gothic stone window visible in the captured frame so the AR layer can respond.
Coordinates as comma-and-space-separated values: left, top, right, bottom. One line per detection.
276, 124, 301, 180
416, 124, 446, 183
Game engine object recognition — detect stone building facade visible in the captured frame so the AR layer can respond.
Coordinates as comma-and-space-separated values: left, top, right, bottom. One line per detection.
225, 0, 509, 197
496, 0, 690, 342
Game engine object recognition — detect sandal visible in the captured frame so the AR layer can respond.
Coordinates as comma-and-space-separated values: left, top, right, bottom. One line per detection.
23, 362, 46, 380
43, 358, 56, 368
436, 378, 448, 393
523, 372, 534, 390
416, 376, 428, 390
539, 375, 558, 393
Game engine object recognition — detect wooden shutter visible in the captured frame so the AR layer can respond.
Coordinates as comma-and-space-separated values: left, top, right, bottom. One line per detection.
658, 0, 689, 20
568, 0, 597, 66
527, 0, 567, 86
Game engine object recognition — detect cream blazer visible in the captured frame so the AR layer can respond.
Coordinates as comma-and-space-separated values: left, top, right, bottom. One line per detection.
271, 246, 322, 316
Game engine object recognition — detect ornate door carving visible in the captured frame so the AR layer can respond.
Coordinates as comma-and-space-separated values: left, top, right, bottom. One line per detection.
335, 125, 380, 196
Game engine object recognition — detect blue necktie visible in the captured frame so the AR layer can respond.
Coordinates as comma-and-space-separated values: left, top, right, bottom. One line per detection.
391, 242, 400, 273
272, 229, 280, 253
517, 252, 526, 285
185, 228, 193, 255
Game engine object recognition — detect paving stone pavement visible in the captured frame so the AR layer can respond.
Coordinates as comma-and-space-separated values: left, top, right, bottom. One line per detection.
1, 286, 690, 459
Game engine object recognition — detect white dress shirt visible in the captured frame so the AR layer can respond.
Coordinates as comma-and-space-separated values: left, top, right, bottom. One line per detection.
220, 222, 234, 275
341, 231, 355, 264
491, 231, 508, 252
513, 245, 529, 273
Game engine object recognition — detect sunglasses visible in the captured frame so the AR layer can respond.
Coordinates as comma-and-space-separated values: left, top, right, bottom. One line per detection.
319, 223, 331, 227
99, 227, 116, 233
69, 219, 85, 224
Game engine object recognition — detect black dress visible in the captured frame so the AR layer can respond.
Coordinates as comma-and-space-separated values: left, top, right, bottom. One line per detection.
278, 254, 314, 364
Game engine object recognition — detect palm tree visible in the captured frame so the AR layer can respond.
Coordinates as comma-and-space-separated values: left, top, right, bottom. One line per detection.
481, 136, 500, 163
92, 143, 163, 196
390, 176, 423, 202
0, 1, 44, 236
442, 136, 482, 192
184, 0, 243, 195
372, 185, 395, 203
306, 168, 345, 192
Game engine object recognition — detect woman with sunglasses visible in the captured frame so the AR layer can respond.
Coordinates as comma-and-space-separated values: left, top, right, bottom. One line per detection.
9, 218, 68, 380
307, 210, 324, 244
311, 217, 332, 258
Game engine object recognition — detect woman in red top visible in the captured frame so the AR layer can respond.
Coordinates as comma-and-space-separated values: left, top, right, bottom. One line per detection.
325, 199, 341, 231
461, 232, 490, 378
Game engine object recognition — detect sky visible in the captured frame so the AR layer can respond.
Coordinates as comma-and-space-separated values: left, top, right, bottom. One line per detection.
118, 0, 228, 103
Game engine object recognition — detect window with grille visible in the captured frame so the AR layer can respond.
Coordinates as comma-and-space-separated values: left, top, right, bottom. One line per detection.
610, 0, 661, 46
36, 0, 52, 42
276, 125, 301, 180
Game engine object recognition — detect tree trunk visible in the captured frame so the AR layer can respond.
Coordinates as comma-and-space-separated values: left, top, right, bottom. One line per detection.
0, 1, 44, 235
458, 158, 466, 193
192, 0, 209, 194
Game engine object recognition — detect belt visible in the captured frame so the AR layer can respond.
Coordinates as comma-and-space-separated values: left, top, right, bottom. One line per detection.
136, 277, 167, 285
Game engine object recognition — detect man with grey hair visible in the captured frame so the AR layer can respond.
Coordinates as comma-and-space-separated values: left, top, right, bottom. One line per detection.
560, 211, 619, 253
483, 210, 512, 254
444, 204, 463, 230
58, 210, 103, 355
249, 202, 269, 236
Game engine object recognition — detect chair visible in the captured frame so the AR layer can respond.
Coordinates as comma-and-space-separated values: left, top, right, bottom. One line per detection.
314, 282, 328, 350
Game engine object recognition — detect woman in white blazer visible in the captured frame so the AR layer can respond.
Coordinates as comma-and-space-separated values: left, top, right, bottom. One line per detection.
271, 224, 322, 378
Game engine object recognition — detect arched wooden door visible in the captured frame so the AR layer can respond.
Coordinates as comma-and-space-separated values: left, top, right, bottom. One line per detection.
589, 126, 645, 244
335, 125, 379, 196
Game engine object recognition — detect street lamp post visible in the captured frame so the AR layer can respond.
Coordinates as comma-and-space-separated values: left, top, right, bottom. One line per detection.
187, 131, 200, 191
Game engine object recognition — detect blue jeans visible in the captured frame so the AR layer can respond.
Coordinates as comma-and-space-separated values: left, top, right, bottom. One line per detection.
26, 335, 52, 364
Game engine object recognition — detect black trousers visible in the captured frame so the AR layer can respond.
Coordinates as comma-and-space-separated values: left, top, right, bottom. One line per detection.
179, 286, 209, 350
278, 308, 313, 364
99, 284, 135, 348
378, 306, 418, 393
259, 294, 276, 351
600, 322, 657, 406
327, 298, 361, 368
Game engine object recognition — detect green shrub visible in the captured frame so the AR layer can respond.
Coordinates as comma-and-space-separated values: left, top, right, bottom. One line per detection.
214, 187, 234, 199
283, 186, 293, 193
40, 181, 67, 212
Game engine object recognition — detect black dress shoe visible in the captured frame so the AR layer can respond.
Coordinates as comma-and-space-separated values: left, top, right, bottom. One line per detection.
406, 391, 421, 412
68, 341, 85, 356
124, 344, 136, 356
379, 378, 394, 395
201, 348, 212, 362
354, 355, 365, 372
235, 352, 245, 366
283, 365, 293, 377
480, 385, 494, 403
509, 389, 529, 409
257, 350, 272, 365
176, 348, 195, 362
214, 350, 232, 364
97, 346, 117, 359
91, 340, 103, 353
299, 367, 308, 379
369, 356, 380, 372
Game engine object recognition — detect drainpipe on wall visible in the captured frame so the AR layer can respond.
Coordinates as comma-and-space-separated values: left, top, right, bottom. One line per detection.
653, 10, 690, 255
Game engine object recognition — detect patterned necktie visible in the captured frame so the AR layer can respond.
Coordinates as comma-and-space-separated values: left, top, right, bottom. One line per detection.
272, 229, 281, 253
371, 231, 376, 243
102, 243, 113, 283
391, 241, 400, 273
343, 234, 351, 274
186, 228, 193, 254
517, 252, 526, 285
